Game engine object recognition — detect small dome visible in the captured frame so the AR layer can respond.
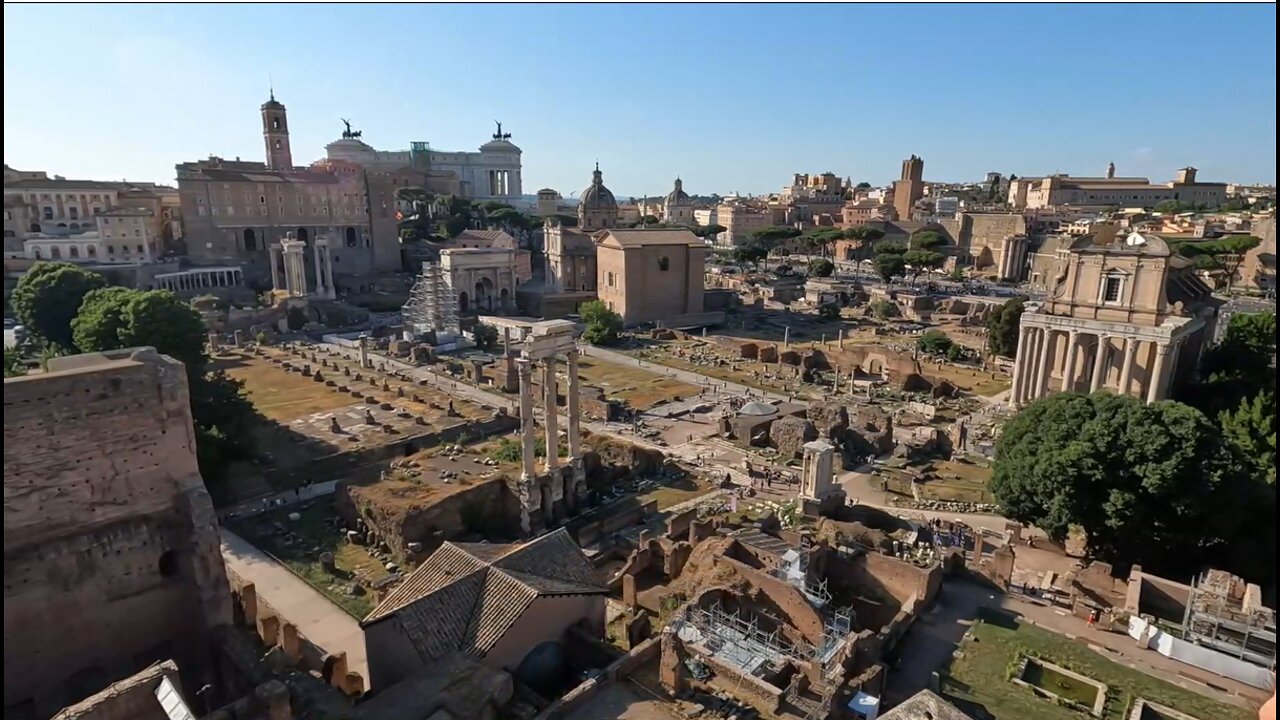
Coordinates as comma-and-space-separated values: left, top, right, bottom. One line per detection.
580, 164, 618, 211
664, 177, 691, 206
480, 137, 521, 153
739, 401, 778, 417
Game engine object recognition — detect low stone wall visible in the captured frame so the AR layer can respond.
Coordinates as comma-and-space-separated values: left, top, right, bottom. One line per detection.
532, 637, 661, 720
226, 568, 365, 696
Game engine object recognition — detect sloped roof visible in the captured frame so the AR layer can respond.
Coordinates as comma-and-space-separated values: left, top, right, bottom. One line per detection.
456, 229, 517, 249
596, 228, 703, 249
879, 690, 973, 720
362, 529, 605, 663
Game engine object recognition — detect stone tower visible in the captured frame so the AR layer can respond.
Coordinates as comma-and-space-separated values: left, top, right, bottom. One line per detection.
892, 154, 924, 222
261, 90, 293, 170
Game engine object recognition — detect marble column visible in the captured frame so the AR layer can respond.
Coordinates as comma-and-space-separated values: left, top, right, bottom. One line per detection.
1034, 327, 1054, 400
1090, 334, 1109, 393
1009, 325, 1031, 408
566, 349, 582, 462
269, 244, 283, 291
1118, 338, 1137, 397
1061, 330, 1079, 392
312, 240, 327, 298
543, 357, 560, 473
517, 358, 537, 481
1147, 342, 1169, 404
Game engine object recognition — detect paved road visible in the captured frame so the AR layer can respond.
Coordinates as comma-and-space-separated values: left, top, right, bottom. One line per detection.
581, 344, 794, 404
221, 529, 370, 683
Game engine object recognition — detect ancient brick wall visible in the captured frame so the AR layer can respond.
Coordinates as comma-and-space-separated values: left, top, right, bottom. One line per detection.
3, 349, 231, 718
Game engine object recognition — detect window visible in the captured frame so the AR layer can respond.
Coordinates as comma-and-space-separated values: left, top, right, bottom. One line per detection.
211, 207, 219, 216
244, 228, 257, 251
226, 206, 235, 216
134, 229, 141, 237
271, 117, 281, 130
91, 194, 100, 201
1102, 275, 1122, 303
658, 256, 670, 271
69, 246, 79, 258
103, 218, 110, 225
274, 139, 282, 150
137, 244, 144, 253
260, 207, 268, 216
33, 248, 42, 259
607, 271, 616, 288
51, 246, 62, 258
43, 207, 54, 220
68, 207, 78, 220
87, 246, 96, 258
108, 245, 115, 254
260, 195, 267, 204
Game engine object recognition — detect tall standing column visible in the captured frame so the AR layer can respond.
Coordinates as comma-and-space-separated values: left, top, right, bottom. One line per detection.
543, 357, 560, 473
517, 358, 537, 481
1090, 334, 1109, 393
1009, 325, 1030, 408
269, 245, 283, 291
1034, 327, 1054, 400
312, 240, 327, 298
324, 246, 337, 297
1147, 342, 1169, 404
1061, 330, 1079, 392
1119, 337, 1137, 397
566, 349, 582, 462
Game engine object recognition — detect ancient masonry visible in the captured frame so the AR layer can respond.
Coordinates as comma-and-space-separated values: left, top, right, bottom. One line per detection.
402, 261, 461, 343
269, 230, 337, 300
3, 347, 232, 717
515, 320, 587, 534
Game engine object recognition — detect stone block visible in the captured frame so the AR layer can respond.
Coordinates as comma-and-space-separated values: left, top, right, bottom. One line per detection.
758, 344, 779, 363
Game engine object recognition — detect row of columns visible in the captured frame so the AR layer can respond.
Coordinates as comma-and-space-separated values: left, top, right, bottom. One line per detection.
157, 268, 243, 292
1010, 325, 1174, 407
269, 235, 336, 300
515, 347, 584, 534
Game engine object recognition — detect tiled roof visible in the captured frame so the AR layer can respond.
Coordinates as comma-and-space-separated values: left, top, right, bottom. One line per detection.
362, 528, 605, 664
879, 690, 973, 720
456, 229, 517, 248
597, 228, 704, 248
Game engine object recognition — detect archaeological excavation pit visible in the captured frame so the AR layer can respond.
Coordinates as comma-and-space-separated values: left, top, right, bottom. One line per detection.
1012, 656, 1108, 716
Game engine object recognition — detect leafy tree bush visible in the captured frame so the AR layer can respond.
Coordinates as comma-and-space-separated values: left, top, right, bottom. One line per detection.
985, 297, 1026, 358
869, 299, 899, 320
808, 258, 835, 277
873, 253, 905, 282
902, 249, 945, 282
945, 343, 966, 362
917, 329, 954, 355
580, 300, 623, 346
817, 303, 841, 320
473, 322, 498, 351
873, 240, 906, 256
909, 230, 947, 250
12, 262, 106, 350
992, 392, 1273, 583
3, 347, 23, 377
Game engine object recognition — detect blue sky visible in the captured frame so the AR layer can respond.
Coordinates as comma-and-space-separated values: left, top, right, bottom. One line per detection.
4, 4, 1276, 197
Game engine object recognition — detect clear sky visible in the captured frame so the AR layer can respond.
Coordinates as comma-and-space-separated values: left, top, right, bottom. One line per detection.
4, 3, 1276, 197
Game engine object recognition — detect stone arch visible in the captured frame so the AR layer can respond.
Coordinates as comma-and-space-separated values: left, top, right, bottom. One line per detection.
345, 226, 357, 247
297, 227, 310, 243
475, 277, 495, 311
865, 357, 884, 375
244, 228, 258, 251
29, 222, 40, 232
458, 290, 469, 314
69, 222, 80, 230
500, 287, 511, 311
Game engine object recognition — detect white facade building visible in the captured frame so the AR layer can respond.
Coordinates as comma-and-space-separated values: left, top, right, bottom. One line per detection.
324, 126, 523, 201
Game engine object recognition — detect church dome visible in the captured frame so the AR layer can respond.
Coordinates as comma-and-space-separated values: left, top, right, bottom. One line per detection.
580, 164, 617, 211
664, 177, 691, 206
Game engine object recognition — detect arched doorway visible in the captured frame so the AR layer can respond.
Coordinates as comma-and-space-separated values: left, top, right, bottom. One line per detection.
345, 226, 357, 247
296, 227, 309, 243
244, 228, 258, 251
29, 223, 40, 233
51, 246, 62, 259
475, 277, 495, 311
499, 288, 511, 312
458, 290, 469, 313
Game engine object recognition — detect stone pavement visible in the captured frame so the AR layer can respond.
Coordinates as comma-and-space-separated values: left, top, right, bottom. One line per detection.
220, 529, 370, 684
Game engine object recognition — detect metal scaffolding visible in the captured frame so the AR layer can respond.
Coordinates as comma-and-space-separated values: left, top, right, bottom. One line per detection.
1180, 570, 1277, 668
402, 262, 459, 343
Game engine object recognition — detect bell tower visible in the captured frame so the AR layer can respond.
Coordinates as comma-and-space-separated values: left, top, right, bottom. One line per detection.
261, 90, 292, 170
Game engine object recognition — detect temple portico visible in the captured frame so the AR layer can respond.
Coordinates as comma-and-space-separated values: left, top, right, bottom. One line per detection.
269, 231, 337, 299
514, 319, 586, 535
1010, 306, 1201, 408
155, 267, 244, 292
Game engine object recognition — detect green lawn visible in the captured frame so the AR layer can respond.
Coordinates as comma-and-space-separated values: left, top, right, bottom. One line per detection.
230, 498, 390, 619
941, 609, 1252, 720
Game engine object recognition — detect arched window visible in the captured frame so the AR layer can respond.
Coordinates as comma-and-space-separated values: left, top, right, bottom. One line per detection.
87, 245, 97, 258
244, 228, 257, 251
658, 256, 670, 271
33, 248, 42, 259
42, 207, 53, 220
68, 207, 79, 220
69, 222, 80, 230
51, 246, 62, 259
271, 117, 281, 130
274, 139, 282, 150
29, 223, 40, 232
69, 245, 80, 258
345, 226, 357, 247
297, 227, 309, 243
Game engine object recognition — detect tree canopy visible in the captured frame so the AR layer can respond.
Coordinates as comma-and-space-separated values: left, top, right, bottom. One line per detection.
901, 249, 945, 282
909, 230, 947, 250
808, 258, 835, 277
985, 297, 1026, 358
917, 329, 953, 355
3, 347, 23, 377
873, 253, 905, 282
1175, 236, 1262, 290
693, 223, 726, 239
72, 288, 208, 378
472, 322, 499, 351
12, 262, 107, 350
580, 300, 623, 346
992, 392, 1273, 583
873, 240, 906, 256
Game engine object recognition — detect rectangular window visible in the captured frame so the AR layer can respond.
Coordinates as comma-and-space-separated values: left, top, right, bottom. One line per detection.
108, 245, 114, 254
261, 207, 268, 216
1103, 276, 1122, 303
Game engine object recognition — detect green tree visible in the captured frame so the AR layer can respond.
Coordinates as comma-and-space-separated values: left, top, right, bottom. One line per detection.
873, 253, 905, 283
917, 329, 953, 355
808, 258, 835, 277
901, 249, 945, 283
909, 230, 947, 250
855, 181, 872, 189
868, 298, 899, 320
71, 286, 136, 355
1193, 311, 1275, 415
693, 223, 726, 239
985, 297, 1026, 358
1178, 235, 1262, 290
3, 346, 23, 377
479, 200, 514, 214
1220, 391, 1276, 486
731, 242, 769, 270
12, 262, 107, 350
873, 240, 906, 256
843, 226, 885, 262
472, 322, 499, 351
945, 343, 966, 362
580, 300, 623, 346
992, 392, 1272, 582
552, 214, 579, 228
817, 303, 841, 320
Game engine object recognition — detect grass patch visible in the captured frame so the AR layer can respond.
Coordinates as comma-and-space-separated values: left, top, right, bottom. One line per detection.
216, 354, 354, 422
229, 497, 390, 619
941, 608, 1251, 720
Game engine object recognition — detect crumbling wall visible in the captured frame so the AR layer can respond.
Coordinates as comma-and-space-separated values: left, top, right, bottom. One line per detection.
3, 350, 231, 718
337, 475, 515, 557
769, 415, 818, 459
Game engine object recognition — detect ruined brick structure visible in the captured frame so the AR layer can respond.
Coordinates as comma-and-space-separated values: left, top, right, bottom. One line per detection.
3, 348, 232, 718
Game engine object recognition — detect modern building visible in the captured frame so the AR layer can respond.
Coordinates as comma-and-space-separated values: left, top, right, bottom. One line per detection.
892, 155, 925, 221
594, 228, 708, 326
361, 528, 606, 692
713, 200, 771, 248
1009, 229, 1219, 407
1007, 166, 1227, 210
